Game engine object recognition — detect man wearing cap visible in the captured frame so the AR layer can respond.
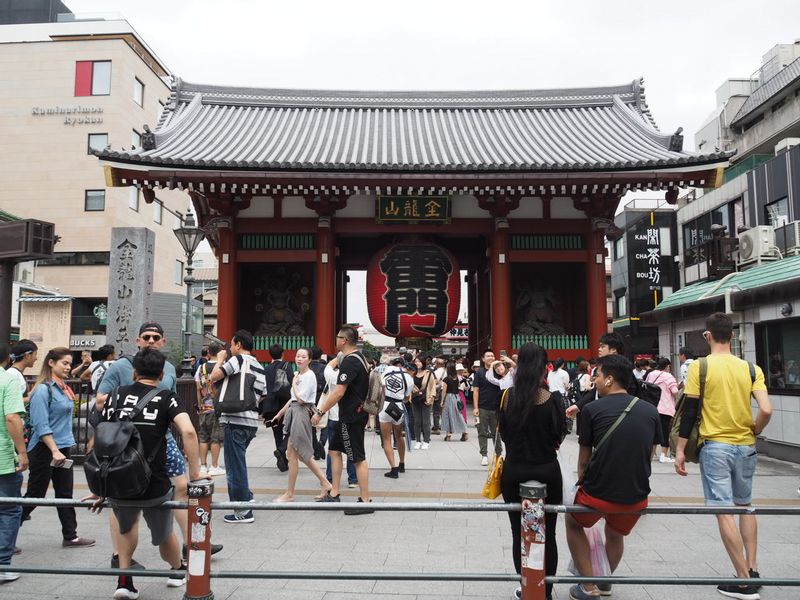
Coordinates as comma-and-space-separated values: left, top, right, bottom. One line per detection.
95, 322, 222, 568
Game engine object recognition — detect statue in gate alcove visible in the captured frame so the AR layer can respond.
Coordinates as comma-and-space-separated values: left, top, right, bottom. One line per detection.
253, 267, 311, 336
514, 284, 565, 335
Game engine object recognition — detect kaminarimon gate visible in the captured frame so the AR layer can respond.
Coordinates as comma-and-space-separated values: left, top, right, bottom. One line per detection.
99, 79, 730, 361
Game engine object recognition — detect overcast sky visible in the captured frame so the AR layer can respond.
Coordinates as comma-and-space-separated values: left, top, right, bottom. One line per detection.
68, 1, 800, 342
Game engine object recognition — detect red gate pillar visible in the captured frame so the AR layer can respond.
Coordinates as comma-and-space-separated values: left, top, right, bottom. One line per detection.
490, 218, 512, 354
586, 229, 608, 352
216, 220, 237, 343
315, 217, 336, 355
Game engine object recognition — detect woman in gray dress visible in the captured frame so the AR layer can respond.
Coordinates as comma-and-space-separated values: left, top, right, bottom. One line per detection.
270, 348, 333, 502
440, 362, 468, 440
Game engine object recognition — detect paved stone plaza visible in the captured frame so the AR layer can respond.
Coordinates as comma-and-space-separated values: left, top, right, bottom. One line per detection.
5, 423, 800, 600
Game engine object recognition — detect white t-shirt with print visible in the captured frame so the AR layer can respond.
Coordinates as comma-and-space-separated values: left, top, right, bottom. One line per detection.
290, 370, 317, 405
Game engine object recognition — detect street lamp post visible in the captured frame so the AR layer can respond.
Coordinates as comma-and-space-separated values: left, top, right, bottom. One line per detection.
173, 210, 206, 377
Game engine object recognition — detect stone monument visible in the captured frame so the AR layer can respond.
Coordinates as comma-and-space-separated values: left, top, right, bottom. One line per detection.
106, 228, 155, 357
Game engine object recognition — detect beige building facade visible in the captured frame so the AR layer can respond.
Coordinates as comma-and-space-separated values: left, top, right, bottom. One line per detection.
0, 19, 199, 351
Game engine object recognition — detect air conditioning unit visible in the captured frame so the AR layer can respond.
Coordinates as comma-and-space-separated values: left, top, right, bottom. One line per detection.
776, 220, 800, 256
775, 137, 800, 155
737, 225, 777, 269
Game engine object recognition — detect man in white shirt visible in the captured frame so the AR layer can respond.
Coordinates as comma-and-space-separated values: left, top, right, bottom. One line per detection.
378, 359, 414, 479
7, 340, 37, 401
547, 358, 570, 395
82, 345, 117, 393
678, 347, 694, 391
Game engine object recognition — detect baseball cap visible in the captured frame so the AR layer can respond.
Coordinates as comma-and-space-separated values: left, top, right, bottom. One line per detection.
472, 360, 481, 368
138, 321, 164, 336
456, 363, 466, 371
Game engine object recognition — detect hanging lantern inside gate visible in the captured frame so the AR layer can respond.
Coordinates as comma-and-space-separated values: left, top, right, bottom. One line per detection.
367, 241, 461, 339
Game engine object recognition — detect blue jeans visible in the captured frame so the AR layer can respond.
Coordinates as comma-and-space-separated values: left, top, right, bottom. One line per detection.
223, 425, 256, 512
0, 472, 23, 566
698, 441, 758, 506
325, 420, 357, 484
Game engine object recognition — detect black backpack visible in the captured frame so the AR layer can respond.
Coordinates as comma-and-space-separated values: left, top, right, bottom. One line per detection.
260, 360, 294, 415
83, 387, 161, 499
632, 374, 664, 407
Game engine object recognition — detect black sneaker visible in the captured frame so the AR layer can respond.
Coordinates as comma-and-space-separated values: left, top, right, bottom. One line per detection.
384, 468, 399, 479
182, 544, 223, 560
344, 497, 375, 515
717, 583, 760, 600
597, 583, 612, 595
748, 570, 761, 590
110, 555, 145, 570
318, 492, 340, 502
166, 562, 186, 588
113, 575, 139, 599
274, 450, 289, 472
398, 462, 405, 473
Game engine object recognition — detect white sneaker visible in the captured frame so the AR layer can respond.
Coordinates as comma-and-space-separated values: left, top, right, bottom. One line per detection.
208, 466, 226, 476
413, 441, 422, 450
421, 442, 430, 450
659, 455, 675, 463
481, 456, 489, 466
0, 572, 20, 583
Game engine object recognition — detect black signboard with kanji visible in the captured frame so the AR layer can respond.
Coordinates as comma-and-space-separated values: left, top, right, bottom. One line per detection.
376, 196, 451, 224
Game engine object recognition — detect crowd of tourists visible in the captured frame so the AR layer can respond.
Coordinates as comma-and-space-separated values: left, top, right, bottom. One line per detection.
0, 312, 778, 600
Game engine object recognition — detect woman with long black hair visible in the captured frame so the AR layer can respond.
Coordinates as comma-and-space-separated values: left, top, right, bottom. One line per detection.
499, 342, 564, 600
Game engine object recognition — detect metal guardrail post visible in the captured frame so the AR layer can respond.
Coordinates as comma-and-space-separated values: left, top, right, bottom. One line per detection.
519, 480, 547, 600
184, 479, 215, 600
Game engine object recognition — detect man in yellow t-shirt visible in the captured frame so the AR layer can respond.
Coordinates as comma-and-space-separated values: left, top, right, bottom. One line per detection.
675, 313, 771, 600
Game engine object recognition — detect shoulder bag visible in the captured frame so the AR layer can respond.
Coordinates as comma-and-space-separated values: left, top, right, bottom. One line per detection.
580, 396, 639, 484
481, 389, 509, 500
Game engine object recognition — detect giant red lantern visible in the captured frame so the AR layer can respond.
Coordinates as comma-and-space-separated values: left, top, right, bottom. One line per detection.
367, 241, 461, 338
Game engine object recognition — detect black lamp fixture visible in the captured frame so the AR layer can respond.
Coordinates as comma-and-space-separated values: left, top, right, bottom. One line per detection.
173, 209, 206, 376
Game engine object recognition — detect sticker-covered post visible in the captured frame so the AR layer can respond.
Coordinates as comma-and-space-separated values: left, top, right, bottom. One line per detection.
519, 481, 547, 600
184, 479, 214, 600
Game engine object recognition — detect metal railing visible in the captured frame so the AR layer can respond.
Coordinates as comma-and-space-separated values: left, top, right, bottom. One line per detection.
2, 486, 799, 600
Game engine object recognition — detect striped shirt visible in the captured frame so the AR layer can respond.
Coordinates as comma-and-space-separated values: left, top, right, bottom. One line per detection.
218, 354, 266, 429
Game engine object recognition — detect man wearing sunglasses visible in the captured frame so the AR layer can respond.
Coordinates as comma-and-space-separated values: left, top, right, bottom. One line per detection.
95, 322, 222, 573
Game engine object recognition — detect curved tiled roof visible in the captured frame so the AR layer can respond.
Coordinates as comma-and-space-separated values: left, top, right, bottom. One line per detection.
98, 78, 731, 172
731, 56, 800, 126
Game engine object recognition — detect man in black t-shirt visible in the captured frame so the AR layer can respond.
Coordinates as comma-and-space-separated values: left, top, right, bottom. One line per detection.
97, 349, 203, 600
312, 325, 372, 515
565, 354, 659, 600
471, 349, 503, 466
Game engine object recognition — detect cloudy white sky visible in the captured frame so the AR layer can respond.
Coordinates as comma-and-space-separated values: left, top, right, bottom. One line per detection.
68, 0, 800, 342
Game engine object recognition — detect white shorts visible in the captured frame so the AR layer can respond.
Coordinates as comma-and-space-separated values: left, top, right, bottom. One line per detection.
378, 400, 405, 425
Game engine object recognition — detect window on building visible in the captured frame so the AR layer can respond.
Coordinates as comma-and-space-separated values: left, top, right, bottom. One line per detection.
87, 133, 108, 154
133, 77, 144, 106
75, 60, 111, 96
756, 318, 800, 392
613, 237, 624, 260
153, 201, 162, 224
175, 259, 184, 285
765, 197, 789, 228
84, 190, 105, 211
37, 252, 110, 266
129, 187, 139, 211
616, 295, 626, 317
131, 129, 141, 148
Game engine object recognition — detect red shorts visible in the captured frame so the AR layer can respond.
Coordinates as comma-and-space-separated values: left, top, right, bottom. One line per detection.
571, 487, 648, 536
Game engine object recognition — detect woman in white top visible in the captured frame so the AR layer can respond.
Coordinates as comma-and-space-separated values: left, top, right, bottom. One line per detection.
270, 348, 333, 502
487, 356, 516, 390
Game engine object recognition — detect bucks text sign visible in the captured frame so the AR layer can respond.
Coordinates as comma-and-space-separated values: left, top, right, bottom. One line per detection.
376, 196, 451, 224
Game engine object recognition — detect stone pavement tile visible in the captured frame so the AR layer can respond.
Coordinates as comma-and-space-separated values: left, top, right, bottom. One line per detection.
321, 594, 416, 600
225, 588, 325, 600
283, 579, 377, 593
460, 581, 516, 597
372, 579, 464, 596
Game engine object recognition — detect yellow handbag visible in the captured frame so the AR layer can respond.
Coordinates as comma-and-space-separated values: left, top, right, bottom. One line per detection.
481, 390, 508, 500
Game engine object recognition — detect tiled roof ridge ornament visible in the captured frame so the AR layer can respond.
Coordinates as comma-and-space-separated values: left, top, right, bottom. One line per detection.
669, 127, 684, 152
141, 124, 156, 151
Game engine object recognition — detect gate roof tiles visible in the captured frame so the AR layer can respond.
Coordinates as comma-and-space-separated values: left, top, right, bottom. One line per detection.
97, 78, 731, 173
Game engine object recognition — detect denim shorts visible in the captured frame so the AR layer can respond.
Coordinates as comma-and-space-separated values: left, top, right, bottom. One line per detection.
698, 441, 757, 506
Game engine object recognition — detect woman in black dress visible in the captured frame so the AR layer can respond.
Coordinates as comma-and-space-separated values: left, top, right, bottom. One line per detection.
499, 342, 564, 600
